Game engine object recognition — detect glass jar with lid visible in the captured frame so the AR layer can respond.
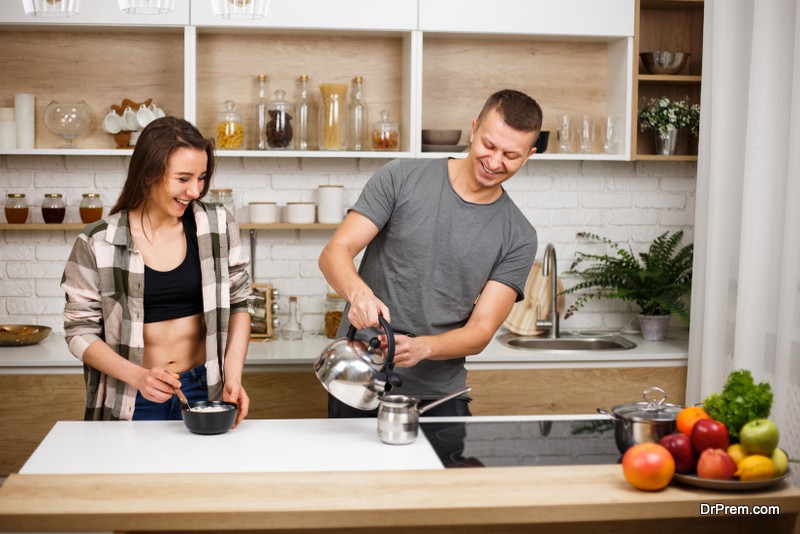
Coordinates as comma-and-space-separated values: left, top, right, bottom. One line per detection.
209, 188, 235, 215
215, 100, 245, 149
371, 110, 400, 151
41, 193, 66, 224
266, 89, 294, 149
5, 193, 29, 224
80, 193, 103, 223
324, 293, 345, 339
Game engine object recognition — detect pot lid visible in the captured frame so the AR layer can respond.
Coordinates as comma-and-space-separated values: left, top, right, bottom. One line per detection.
610, 386, 683, 422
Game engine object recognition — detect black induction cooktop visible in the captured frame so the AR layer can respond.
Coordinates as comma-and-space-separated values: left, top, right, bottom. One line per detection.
420, 418, 621, 468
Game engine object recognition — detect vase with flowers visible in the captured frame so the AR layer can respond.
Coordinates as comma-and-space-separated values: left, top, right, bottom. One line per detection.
638, 96, 700, 155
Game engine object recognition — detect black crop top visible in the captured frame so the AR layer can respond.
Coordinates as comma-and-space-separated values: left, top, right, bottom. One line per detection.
143, 212, 204, 324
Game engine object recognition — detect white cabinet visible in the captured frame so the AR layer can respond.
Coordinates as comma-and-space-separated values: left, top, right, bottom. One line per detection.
191, 0, 417, 31
0, 0, 637, 160
418, 0, 634, 37
0, 0, 190, 26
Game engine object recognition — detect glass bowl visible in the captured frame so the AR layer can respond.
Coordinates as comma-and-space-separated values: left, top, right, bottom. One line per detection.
44, 101, 92, 148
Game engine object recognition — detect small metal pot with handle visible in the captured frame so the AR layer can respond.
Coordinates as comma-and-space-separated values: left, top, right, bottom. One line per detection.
377, 386, 472, 445
597, 386, 682, 454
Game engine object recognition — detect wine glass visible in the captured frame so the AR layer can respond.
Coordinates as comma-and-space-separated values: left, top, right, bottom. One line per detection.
44, 101, 92, 148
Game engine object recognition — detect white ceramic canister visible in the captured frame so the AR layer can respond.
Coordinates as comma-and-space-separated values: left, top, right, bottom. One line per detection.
317, 184, 344, 224
286, 202, 316, 224
0, 121, 16, 149
249, 202, 277, 224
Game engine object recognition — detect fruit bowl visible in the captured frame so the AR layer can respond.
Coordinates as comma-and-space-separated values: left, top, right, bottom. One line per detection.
0, 324, 52, 346
672, 469, 792, 491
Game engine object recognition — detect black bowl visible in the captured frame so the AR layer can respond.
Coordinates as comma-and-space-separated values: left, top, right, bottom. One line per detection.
533, 131, 549, 154
181, 400, 238, 435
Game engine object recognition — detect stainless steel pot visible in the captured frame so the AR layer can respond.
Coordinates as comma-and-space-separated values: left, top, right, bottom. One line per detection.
597, 386, 682, 454
377, 387, 471, 445
314, 316, 403, 411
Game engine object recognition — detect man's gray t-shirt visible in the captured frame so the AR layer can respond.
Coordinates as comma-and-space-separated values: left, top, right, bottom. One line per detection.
338, 158, 537, 399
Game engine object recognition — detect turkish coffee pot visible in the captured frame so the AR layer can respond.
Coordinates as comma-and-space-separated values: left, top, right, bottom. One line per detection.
377, 386, 472, 445
314, 315, 403, 411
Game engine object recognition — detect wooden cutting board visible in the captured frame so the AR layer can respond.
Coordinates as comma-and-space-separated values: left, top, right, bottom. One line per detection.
503, 260, 566, 336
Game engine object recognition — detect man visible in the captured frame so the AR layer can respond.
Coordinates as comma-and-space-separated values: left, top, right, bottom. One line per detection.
318, 89, 541, 417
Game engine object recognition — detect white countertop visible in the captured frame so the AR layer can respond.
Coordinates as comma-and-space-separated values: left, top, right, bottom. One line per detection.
22, 418, 447, 475
0, 328, 688, 374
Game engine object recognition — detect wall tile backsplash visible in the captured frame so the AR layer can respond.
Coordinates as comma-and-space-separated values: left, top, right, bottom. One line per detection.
1, 156, 696, 336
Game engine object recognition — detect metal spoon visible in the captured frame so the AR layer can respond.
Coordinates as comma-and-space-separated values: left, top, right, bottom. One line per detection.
174, 387, 196, 412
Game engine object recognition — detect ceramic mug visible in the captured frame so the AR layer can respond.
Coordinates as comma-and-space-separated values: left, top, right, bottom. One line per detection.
150, 103, 166, 119
102, 111, 123, 134
136, 104, 155, 129
122, 106, 139, 131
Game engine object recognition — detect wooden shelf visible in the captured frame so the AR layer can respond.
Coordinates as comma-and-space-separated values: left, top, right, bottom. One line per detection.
638, 74, 701, 84
0, 223, 339, 231
241, 223, 339, 230
635, 154, 698, 161
0, 223, 86, 231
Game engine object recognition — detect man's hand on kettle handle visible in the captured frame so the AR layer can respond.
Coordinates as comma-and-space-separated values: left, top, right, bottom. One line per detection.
347, 290, 391, 330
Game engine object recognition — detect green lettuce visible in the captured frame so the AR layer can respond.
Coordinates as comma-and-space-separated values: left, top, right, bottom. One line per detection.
702, 369, 773, 441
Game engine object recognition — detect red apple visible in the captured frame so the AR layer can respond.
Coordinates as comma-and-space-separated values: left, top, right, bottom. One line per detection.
696, 448, 737, 480
659, 433, 697, 474
691, 418, 730, 453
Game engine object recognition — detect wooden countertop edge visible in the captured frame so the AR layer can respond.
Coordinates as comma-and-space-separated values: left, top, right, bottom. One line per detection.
1, 466, 798, 531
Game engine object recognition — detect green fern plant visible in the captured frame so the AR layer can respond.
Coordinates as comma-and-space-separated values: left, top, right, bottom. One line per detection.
562, 231, 693, 323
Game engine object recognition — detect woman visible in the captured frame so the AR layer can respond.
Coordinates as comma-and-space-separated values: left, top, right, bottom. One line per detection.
61, 116, 251, 427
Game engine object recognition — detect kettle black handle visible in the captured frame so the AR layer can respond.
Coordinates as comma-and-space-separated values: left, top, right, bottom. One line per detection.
345, 316, 402, 388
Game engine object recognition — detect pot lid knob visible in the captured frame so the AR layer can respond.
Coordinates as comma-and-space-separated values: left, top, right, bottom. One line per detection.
642, 386, 667, 410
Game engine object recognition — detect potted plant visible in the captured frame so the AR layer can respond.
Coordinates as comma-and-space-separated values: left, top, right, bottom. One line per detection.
638, 96, 700, 155
561, 230, 693, 341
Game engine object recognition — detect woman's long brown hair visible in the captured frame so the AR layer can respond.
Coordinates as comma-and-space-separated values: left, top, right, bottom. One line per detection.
110, 116, 215, 215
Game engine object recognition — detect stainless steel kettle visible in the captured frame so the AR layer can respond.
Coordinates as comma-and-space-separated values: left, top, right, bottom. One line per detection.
314, 315, 403, 410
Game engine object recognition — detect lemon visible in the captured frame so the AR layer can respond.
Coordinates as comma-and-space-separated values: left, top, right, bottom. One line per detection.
735, 454, 775, 481
727, 444, 748, 467
771, 448, 789, 476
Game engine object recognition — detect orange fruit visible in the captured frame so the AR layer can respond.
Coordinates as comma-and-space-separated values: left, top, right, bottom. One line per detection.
676, 406, 710, 436
622, 443, 676, 491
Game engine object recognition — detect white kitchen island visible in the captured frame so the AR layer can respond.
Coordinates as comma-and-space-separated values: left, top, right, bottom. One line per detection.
1, 415, 799, 534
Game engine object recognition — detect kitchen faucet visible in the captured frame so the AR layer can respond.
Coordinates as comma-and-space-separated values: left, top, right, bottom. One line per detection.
535, 243, 560, 339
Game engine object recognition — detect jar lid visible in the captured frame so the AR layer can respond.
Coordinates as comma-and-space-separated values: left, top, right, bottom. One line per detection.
298, 74, 309, 82
7, 193, 26, 198
287, 201, 314, 205
373, 109, 397, 128
326, 292, 344, 299
249, 201, 276, 205
318, 184, 343, 188
82, 193, 100, 198
353, 75, 363, 83
210, 188, 233, 193
257, 74, 268, 82
45, 193, 63, 198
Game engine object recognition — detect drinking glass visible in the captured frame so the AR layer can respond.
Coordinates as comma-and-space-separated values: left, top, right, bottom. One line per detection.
602, 115, 622, 154
579, 115, 596, 154
557, 114, 575, 153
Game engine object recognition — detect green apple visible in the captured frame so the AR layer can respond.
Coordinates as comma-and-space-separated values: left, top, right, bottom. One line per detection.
771, 447, 789, 476
740, 418, 780, 455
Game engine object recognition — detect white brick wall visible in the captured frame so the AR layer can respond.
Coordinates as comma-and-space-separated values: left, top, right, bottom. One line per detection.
1, 156, 696, 336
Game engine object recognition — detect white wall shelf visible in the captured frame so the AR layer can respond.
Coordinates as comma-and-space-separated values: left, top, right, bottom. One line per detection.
0, 0, 641, 161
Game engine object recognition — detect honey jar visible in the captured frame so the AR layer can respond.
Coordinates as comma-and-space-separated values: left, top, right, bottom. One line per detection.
41, 193, 66, 224
4, 193, 29, 224
80, 193, 103, 223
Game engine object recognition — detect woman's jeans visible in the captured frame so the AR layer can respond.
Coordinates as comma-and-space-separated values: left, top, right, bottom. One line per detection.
133, 365, 208, 421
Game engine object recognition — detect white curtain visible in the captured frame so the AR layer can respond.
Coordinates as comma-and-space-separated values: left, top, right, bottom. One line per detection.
687, 0, 800, 479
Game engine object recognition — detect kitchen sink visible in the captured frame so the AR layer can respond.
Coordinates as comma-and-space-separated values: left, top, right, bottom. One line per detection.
497, 333, 637, 351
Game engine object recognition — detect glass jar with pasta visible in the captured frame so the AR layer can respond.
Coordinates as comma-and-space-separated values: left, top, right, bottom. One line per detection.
215, 100, 245, 149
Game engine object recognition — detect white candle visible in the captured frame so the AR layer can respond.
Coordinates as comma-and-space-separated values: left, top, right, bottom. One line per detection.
0, 121, 16, 149
0, 108, 14, 121
14, 93, 35, 149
